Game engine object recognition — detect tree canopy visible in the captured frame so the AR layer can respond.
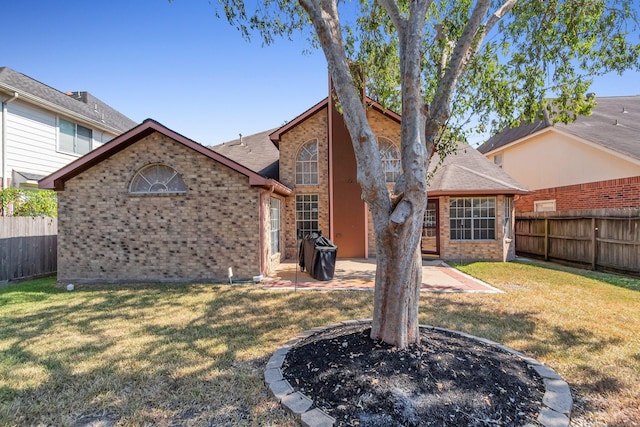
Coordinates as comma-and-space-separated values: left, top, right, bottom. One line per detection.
214, 0, 639, 148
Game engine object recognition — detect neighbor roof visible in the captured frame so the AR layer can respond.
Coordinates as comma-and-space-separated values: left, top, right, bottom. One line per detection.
210, 128, 280, 180
428, 142, 529, 195
39, 119, 292, 196
0, 66, 137, 133
478, 96, 640, 161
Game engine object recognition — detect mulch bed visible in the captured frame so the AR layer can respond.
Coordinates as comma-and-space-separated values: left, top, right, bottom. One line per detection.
282, 323, 544, 426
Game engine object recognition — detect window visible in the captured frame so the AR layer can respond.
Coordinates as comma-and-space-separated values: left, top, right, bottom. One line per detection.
270, 198, 281, 255
129, 164, 186, 194
296, 194, 319, 238
379, 138, 401, 183
493, 153, 503, 169
450, 197, 496, 240
59, 118, 92, 155
295, 140, 319, 185
534, 199, 556, 212
504, 196, 513, 239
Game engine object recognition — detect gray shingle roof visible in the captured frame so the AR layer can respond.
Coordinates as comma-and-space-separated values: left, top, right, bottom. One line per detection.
428, 142, 529, 194
0, 66, 137, 133
210, 128, 280, 179
478, 96, 640, 161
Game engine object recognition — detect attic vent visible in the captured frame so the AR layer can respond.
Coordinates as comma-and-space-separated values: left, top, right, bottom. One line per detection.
622, 107, 628, 113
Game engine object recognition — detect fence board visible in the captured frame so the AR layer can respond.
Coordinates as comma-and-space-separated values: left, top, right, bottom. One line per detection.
0, 217, 57, 283
516, 210, 640, 275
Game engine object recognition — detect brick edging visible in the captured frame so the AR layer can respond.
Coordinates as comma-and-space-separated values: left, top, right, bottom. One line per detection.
265, 320, 572, 427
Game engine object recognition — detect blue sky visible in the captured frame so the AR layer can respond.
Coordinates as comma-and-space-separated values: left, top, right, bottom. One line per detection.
2, 0, 639, 146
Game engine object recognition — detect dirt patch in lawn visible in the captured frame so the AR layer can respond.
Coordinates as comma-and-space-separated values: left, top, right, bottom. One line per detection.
282, 323, 545, 426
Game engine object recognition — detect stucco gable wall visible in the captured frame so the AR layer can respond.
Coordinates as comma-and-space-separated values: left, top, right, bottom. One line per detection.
490, 131, 640, 190
57, 131, 261, 282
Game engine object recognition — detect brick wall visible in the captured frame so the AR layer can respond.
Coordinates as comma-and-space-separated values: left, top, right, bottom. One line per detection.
57, 131, 263, 283
439, 195, 514, 262
278, 109, 330, 259
516, 176, 640, 213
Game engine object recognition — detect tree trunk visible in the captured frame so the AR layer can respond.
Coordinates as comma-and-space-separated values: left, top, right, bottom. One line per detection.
370, 222, 423, 348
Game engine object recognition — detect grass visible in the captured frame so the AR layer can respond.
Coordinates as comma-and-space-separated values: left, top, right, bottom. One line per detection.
0, 262, 638, 426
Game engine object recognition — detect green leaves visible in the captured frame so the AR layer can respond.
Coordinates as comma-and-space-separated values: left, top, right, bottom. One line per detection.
204, 0, 639, 140
0, 188, 57, 217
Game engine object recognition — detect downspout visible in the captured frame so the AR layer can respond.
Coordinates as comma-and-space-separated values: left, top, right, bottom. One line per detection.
1, 92, 19, 189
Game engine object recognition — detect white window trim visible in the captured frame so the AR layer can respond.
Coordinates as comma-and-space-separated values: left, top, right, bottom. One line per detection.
450, 196, 497, 241
129, 163, 187, 195
534, 199, 556, 212
295, 140, 319, 186
57, 117, 93, 156
270, 198, 281, 256
295, 194, 319, 238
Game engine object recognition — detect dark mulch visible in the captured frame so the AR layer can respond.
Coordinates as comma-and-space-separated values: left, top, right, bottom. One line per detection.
282, 323, 545, 426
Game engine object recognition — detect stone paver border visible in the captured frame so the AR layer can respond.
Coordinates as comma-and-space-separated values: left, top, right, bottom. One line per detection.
265, 319, 572, 427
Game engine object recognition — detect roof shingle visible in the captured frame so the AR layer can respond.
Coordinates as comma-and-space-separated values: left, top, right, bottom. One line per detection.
0, 66, 137, 133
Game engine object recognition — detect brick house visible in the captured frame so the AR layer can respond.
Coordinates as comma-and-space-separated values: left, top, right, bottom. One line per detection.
477, 96, 640, 213
40, 94, 527, 283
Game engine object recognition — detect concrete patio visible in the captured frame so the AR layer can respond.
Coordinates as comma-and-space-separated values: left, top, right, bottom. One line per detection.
263, 258, 501, 293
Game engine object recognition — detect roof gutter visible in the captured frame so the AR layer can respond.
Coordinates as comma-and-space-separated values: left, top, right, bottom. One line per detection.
2, 91, 19, 189
0, 82, 123, 135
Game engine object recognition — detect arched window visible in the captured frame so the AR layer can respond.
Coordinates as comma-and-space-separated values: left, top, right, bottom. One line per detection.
129, 163, 186, 194
379, 138, 401, 183
296, 140, 318, 185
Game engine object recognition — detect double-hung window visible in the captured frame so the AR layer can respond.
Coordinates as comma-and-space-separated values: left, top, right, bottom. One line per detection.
59, 118, 92, 155
450, 197, 496, 240
378, 138, 401, 183
296, 140, 319, 185
504, 196, 513, 239
295, 194, 319, 238
270, 198, 281, 255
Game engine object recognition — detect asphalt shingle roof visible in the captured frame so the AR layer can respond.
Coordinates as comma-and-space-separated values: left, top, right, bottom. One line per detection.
212, 127, 527, 194
428, 142, 529, 194
478, 96, 640, 161
210, 128, 280, 179
0, 66, 137, 133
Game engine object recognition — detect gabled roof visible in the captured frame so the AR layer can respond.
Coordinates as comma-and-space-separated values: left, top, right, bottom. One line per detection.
268, 96, 402, 146
478, 96, 640, 161
38, 119, 292, 196
210, 128, 280, 180
428, 142, 529, 195
0, 66, 137, 133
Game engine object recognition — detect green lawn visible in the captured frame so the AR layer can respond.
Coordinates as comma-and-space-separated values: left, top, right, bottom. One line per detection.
1, 261, 638, 426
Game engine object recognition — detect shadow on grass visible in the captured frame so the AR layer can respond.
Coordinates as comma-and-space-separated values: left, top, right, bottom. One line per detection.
0, 279, 374, 425
1, 277, 635, 425
513, 259, 640, 292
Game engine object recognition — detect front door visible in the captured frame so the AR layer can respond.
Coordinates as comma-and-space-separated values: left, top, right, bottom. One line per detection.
421, 199, 439, 255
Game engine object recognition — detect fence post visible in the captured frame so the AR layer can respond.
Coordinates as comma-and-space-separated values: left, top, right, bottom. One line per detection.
591, 217, 597, 271
544, 218, 549, 260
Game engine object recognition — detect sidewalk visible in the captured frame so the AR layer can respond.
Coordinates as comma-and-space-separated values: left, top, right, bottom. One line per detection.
263, 258, 501, 293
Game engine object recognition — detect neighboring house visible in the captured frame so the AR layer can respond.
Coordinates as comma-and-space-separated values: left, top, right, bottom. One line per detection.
0, 67, 136, 189
477, 96, 640, 213
40, 85, 527, 283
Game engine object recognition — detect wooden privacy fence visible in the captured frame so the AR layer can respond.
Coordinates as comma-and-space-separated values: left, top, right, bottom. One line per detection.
0, 217, 57, 283
515, 209, 639, 275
